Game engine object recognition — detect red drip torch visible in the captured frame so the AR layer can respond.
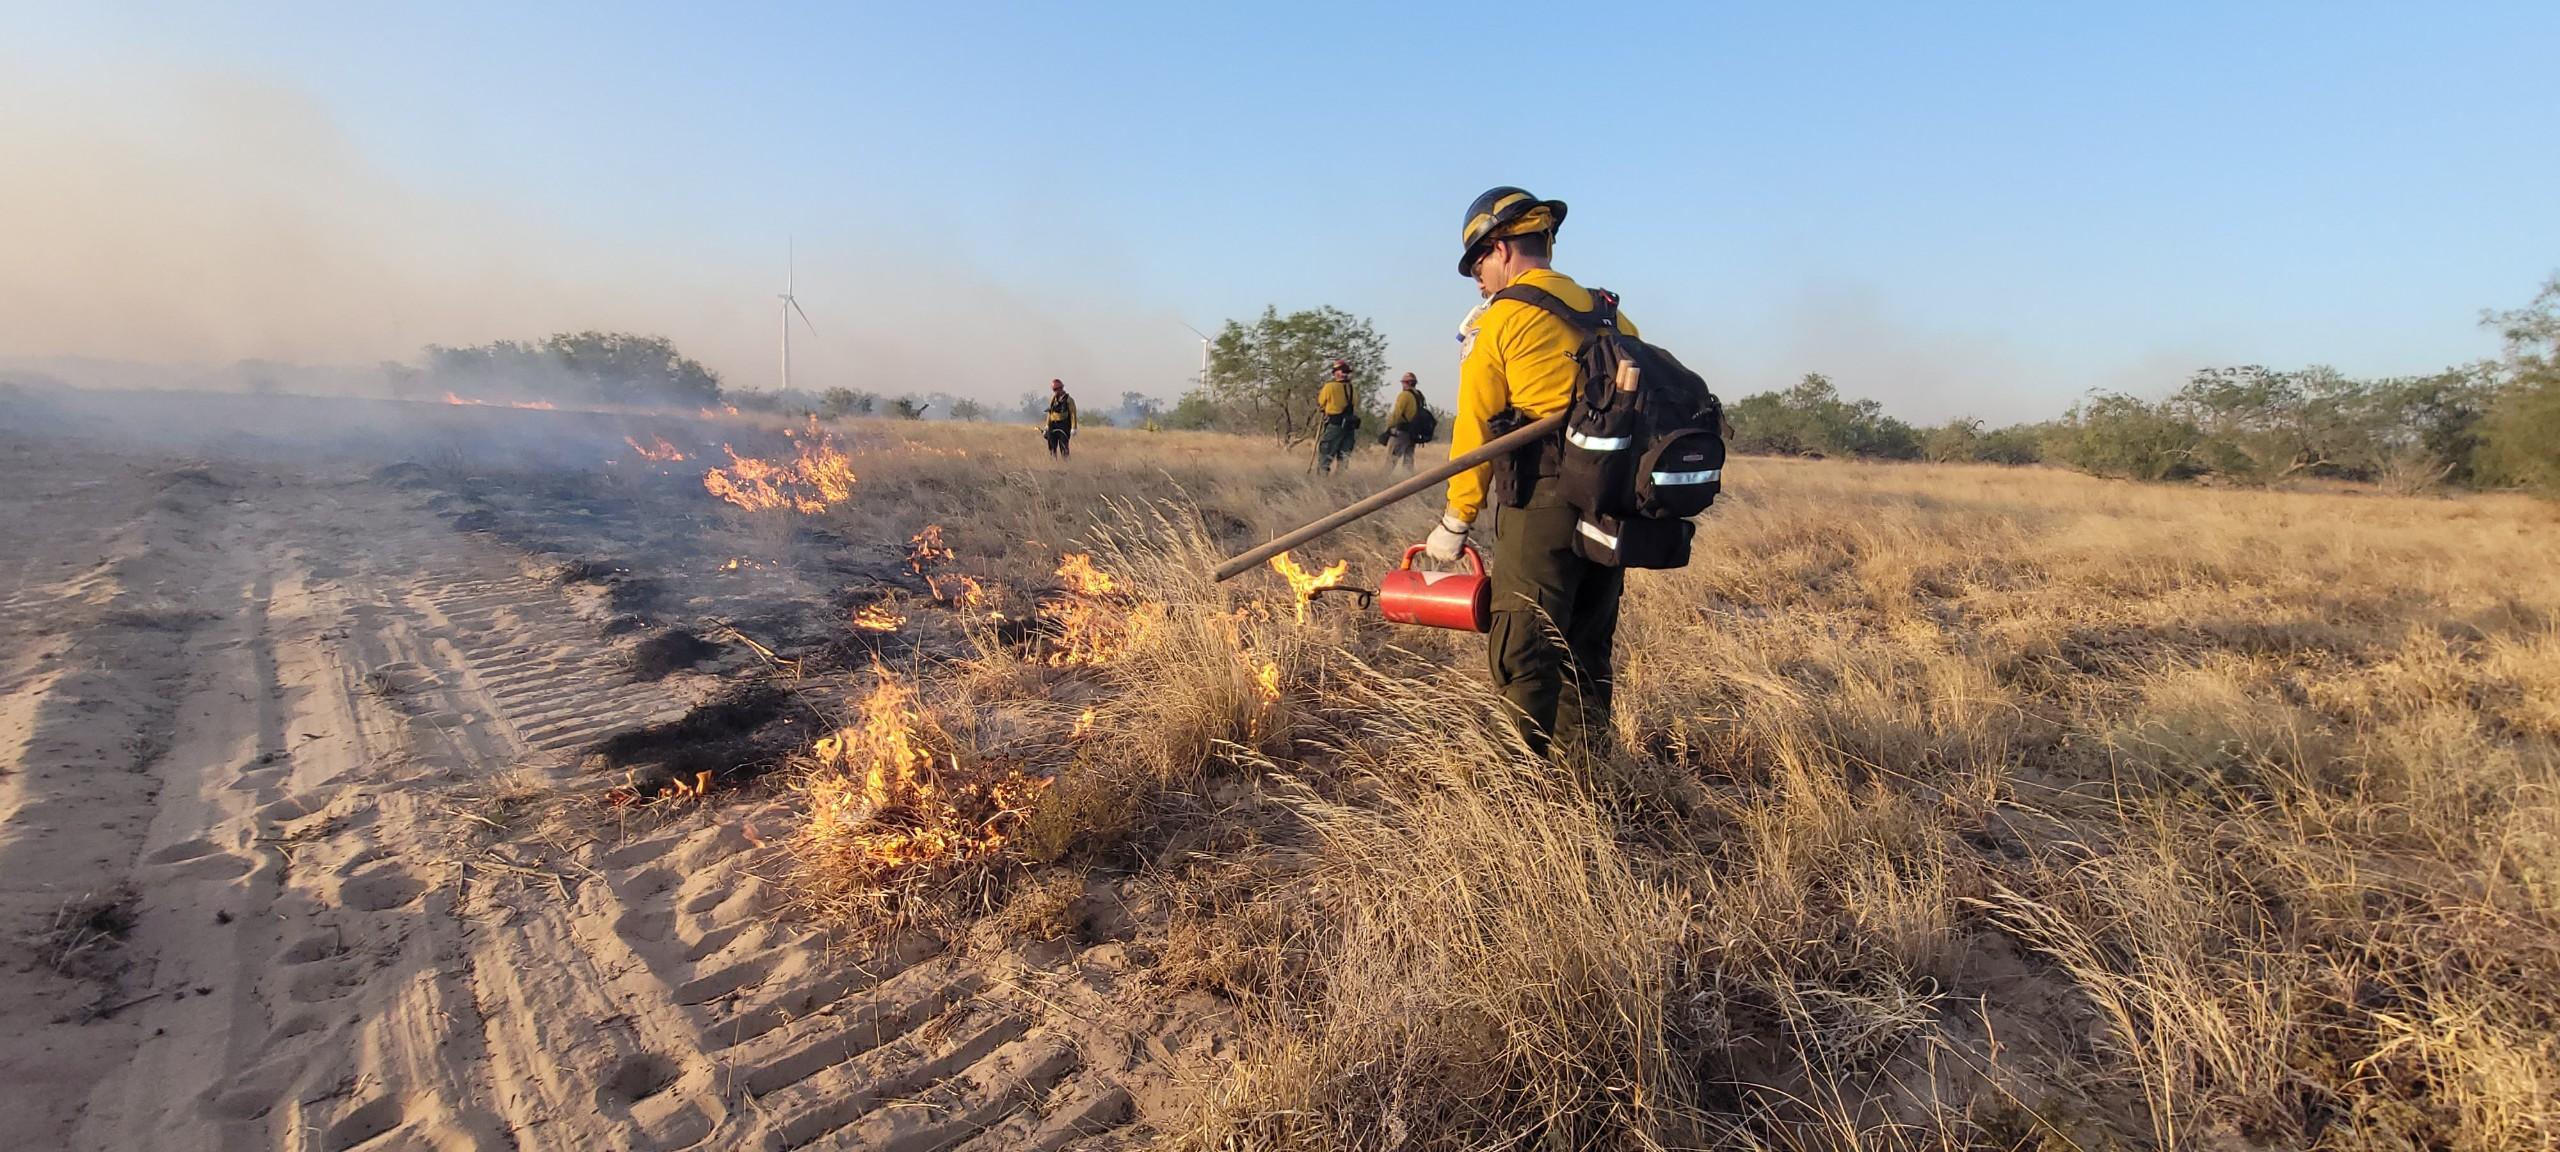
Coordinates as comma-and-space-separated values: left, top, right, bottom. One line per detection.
1378, 544, 1489, 631
1306, 545, 1491, 632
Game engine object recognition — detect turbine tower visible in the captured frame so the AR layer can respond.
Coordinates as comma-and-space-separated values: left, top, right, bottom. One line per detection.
1180, 321, 1213, 387
779, 240, 816, 392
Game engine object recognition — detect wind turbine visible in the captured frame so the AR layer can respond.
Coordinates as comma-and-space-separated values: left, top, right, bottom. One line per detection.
1179, 321, 1213, 387
779, 240, 816, 393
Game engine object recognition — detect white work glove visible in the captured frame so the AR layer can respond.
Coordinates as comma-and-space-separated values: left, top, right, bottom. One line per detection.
1424, 513, 1472, 563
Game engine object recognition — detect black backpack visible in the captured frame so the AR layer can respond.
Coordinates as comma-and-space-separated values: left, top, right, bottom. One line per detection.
1407, 398, 1438, 444
1492, 285, 1725, 569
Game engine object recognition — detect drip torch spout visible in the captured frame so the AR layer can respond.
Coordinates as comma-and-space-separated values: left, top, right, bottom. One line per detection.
1304, 585, 1376, 611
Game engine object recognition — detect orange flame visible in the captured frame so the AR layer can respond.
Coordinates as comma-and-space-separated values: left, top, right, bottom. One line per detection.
625, 434, 688, 462
1254, 661, 1282, 702
907, 525, 955, 573
1071, 708, 1097, 738
701, 423, 857, 513
800, 673, 1050, 876
1055, 553, 1118, 596
851, 603, 906, 633
1042, 554, 1147, 666
927, 573, 987, 610
1268, 552, 1350, 624
906, 525, 994, 615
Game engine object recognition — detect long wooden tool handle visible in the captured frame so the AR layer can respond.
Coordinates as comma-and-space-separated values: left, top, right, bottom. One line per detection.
1212, 412, 1565, 582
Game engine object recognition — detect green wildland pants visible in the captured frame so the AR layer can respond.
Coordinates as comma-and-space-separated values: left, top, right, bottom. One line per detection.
1316, 416, 1357, 473
1488, 482, 1622, 757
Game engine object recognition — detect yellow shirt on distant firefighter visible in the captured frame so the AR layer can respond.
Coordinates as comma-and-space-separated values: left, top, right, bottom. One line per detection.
1387, 389, 1419, 428
1444, 268, 1638, 522
1317, 378, 1352, 417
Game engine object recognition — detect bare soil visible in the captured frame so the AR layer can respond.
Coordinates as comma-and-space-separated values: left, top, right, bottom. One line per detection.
0, 392, 1215, 1151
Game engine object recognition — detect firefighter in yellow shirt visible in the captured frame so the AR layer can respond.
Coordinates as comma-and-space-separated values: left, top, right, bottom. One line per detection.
1423, 186, 1634, 756
1381, 372, 1424, 472
1043, 379, 1078, 459
1314, 360, 1357, 474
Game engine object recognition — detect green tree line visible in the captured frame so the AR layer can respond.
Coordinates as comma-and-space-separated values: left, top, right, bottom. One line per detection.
413, 331, 722, 406
1729, 276, 2560, 495
402, 279, 2560, 497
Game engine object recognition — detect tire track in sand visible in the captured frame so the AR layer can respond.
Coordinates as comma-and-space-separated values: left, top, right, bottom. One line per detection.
17, 456, 1192, 1151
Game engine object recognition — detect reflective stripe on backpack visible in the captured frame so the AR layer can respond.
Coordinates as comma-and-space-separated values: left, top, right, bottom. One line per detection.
1572, 513, 1695, 569
1489, 282, 1726, 566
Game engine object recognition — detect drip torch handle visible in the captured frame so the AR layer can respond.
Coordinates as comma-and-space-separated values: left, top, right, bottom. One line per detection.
1213, 412, 1565, 582
1398, 543, 1485, 576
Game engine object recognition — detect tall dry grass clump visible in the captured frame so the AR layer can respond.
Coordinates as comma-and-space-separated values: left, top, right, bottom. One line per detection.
1182, 665, 1699, 1150
1611, 459, 2560, 1148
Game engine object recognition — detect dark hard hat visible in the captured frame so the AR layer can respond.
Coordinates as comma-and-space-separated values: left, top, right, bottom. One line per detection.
1459, 186, 1567, 277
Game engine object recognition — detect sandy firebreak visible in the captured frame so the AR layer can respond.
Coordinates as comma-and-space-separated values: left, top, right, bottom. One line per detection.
0, 420, 1187, 1150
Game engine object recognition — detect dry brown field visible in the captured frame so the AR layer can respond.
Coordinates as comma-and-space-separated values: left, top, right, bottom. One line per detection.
3, 388, 2554, 1150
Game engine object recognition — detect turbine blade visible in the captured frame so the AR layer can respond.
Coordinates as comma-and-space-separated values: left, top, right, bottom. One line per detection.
791, 296, 816, 334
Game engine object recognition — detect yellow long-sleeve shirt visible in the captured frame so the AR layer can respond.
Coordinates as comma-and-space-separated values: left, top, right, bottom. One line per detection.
1317, 378, 1352, 417
1387, 388, 1420, 428
1444, 268, 1639, 522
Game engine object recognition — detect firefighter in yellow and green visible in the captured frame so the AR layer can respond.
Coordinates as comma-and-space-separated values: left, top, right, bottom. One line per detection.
1314, 359, 1357, 474
1042, 378, 1077, 459
1424, 186, 1631, 757
1381, 372, 1424, 471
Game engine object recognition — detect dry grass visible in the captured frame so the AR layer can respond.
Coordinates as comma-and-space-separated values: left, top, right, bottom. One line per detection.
759, 422, 2560, 1150
33, 884, 142, 981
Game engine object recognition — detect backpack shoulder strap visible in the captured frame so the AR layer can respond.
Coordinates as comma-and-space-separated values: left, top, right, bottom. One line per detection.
1492, 284, 1618, 332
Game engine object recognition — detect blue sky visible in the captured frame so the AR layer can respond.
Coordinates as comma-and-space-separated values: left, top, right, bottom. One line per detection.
5, 1, 2554, 420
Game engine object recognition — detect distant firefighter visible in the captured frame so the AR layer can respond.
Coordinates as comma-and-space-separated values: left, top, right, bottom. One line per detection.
1043, 379, 1078, 459
1380, 372, 1434, 473
1315, 360, 1357, 475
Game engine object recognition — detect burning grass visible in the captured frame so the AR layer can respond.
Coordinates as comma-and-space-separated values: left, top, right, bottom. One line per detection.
701, 417, 857, 513
1041, 552, 1151, 667
849, 602, 906, 633
1266, 550, 1348, 625
789, 670, 1051, 935
623, 434, 687, 462
906, 524, 955, 572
